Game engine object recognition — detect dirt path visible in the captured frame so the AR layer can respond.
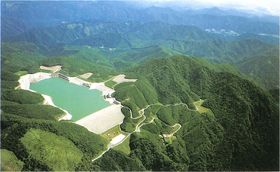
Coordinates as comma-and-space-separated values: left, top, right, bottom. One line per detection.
162, 123, 182, 138
91, 147, 111, 162
136, 117, 155, 132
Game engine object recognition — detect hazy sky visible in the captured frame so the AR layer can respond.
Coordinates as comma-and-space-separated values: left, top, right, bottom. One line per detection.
139, 0, 280, 15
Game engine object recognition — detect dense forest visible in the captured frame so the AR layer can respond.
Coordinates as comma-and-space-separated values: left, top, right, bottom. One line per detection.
2, 53, 278, 170
108, 56, 279, 170
1, 1, 279, 171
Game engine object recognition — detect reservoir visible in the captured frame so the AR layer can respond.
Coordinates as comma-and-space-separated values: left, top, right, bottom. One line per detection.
30, 77, 110, 121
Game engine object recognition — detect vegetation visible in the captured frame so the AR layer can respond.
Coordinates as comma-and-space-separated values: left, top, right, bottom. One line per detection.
1, 2, 279, 170
107, 56, 279, 171
1, 104, 65, 120
1, 50, 278, 171
120, 107, 145, 132
15, 70, 28, 76
92, 150, 145, 171
237, 50, 279, 90
1, 42, 44, 74
104, 80, 117, 88
114, 79, 158, 119
20, 128, 83, 171
42, 55, 116, 82
101, 125, 122, 141
113, 136, 131, 155
1, 70, 20, 89
2, 89, 44, 104
1, 113, 108, 171
129, 132, 188, 171
0, 44, 110, 170
1, 149, 24, 171
193, 99, 211, 113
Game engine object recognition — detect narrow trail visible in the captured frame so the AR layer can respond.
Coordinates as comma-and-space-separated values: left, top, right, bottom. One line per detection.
162, 123, 182, 138
91, 147, 111, 162
136, 117, 155, 132
102, 75, 116, 83
91, 101, 197, 162
122, 106, 143, 119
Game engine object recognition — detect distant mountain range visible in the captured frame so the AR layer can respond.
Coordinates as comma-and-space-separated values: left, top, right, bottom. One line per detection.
1, 1, 279, 90
2, 1, 279, 37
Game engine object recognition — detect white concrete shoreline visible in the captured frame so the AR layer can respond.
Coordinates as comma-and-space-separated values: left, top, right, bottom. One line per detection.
42, 94, 72, 121
18, 72, 51, 91
18, 72, 72, 121
17, 71, 137, 146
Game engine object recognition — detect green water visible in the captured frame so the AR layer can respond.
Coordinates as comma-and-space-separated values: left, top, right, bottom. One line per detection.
30, 77, 110, 121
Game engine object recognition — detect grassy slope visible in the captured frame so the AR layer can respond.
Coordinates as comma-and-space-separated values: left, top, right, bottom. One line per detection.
104, 80, 117, 89
113, 136, 131, 155
101, 125, 122, 141
2, 90, 44, 104
20, 128, 83, 171
1, 149, 24, 171
1, 104, 65, 120
1, 113, 108, 171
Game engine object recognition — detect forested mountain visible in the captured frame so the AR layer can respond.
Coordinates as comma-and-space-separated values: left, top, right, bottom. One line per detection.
237, 50, 279, 90
106, 56, 279, 170
2, 1, 278, 89
1, 1, 279, 171
2, 54, 278, 170
2, 1, 278, 38
4, 20, 278, 64
4, 19, 278, 89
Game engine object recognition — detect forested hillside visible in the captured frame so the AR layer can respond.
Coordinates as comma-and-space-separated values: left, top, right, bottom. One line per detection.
1, 1, 279, 171
94, 56, 279, 171
2, 52, 278, 170
6, 21, 278, 64
3, 19, 278, 88
237, 50, 279, 90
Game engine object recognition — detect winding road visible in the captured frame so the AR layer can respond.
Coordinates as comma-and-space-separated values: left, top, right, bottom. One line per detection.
92, 101, 197, 162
